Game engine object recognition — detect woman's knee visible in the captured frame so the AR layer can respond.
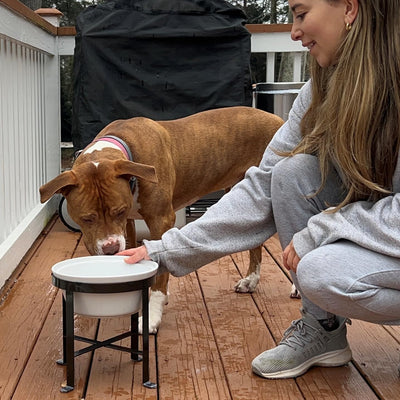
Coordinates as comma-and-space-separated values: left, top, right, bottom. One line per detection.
272, 154, 320, 193
296, 242, 367, 306
297, 252, 326, 298
296, 246, 344, 303
297, 243, 400, 323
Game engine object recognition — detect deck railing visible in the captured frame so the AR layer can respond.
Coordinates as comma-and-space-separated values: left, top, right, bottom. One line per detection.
0, 0, 307, 290
0, 0, 62, 288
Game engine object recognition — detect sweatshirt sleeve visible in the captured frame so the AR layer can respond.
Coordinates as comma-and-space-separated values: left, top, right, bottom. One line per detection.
145, 80, 312, 277
293, 193, 400, 259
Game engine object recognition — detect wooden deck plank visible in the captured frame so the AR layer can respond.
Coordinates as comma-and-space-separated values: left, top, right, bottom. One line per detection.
2, 217, 400, 399
0, 219, 80, 400
0, 217, 57, 300
385, 324, 400, 342
10, 238, 98, 399
231, 247, 299, 342
84, 315, 158, 400
197, 255, 304, 399
233, 247, 379, 399
347, 321, 400, 399
11, 291, 98, 400
157, 272, 232, 400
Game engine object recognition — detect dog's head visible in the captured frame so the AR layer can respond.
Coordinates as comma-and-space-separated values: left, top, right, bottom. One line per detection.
40, 159, 157, 255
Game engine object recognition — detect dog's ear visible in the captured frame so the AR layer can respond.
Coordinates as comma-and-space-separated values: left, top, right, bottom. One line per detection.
114, 160, 158, 184
39, 171, 78, 203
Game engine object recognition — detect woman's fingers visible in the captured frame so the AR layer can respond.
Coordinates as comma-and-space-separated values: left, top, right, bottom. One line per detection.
116, 245, 151, 264
282, 241, 300, 273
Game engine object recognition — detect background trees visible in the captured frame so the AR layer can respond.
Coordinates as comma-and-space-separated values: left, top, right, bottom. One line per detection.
23, 0, 290, 25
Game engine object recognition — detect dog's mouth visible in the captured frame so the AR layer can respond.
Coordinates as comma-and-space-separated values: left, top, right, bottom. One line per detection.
96, 235, 126, 255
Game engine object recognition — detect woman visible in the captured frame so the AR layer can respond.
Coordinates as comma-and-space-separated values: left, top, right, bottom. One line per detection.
118, 0, 400, 379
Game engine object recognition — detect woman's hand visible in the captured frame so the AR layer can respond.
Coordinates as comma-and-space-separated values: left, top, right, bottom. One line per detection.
283, 240, 300, 273
117, 245, 151, 264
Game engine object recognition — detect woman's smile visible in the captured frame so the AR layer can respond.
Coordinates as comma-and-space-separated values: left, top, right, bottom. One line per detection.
289, 0, 350, 67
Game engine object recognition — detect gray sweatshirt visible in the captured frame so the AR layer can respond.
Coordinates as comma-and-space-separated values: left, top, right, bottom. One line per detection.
144, 80, 400, 276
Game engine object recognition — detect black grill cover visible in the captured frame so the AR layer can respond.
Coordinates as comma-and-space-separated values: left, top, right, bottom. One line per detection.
71, 0, 252, 149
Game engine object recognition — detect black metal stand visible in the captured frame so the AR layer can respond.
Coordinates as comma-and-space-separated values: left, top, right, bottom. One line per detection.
52, 274, 157, 393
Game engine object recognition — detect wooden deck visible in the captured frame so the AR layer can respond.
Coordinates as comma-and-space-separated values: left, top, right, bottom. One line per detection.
1, 216, 400, 400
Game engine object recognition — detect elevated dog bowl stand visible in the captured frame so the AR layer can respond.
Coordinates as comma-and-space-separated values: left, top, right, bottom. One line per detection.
52, 274, 156, 393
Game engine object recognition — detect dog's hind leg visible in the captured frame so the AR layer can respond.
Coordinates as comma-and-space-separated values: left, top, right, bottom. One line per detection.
290, 284, 301, 298
234, 246, 262, 293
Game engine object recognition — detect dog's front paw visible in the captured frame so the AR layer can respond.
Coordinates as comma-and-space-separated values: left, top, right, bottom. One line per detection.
138, 315, 160, 335
290, 283, 301, 299
234, 273, 260, 293
138, 290, 168, 334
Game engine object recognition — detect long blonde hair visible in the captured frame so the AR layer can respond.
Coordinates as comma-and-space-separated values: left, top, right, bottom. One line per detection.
290, 0, 400, 210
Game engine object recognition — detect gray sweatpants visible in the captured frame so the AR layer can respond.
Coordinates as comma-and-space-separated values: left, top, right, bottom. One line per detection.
271, 154, 400, 325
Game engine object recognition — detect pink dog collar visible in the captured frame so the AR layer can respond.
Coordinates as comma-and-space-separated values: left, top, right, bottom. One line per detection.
94, 136, 133, 161
94, 135, 136, 192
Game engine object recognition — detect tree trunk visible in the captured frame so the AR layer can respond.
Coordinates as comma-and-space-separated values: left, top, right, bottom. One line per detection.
270, 0, 277, 23
20, 0, 42, 10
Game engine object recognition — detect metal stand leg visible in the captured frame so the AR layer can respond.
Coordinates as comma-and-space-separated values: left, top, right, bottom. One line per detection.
60, 290, 75, 393
142, 287, 156, 389
56, 293, 67, 366
131, 312, 141, 361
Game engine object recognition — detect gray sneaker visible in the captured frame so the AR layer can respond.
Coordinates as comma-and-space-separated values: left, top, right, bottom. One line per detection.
252, 309, 352, 379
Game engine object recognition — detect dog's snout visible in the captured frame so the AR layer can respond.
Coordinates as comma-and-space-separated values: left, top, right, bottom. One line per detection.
101, 236, 123, 255
102, 242, 120, 255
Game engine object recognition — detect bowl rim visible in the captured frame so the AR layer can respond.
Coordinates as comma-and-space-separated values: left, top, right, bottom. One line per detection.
51, 256, 158, 284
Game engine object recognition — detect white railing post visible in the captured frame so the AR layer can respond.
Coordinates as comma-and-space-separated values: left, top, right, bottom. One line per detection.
293, 52, 303, 82
266, 52, 275, 82
35, 8, 62, 181
35, 8, 62, 27
44, 47, 61, 181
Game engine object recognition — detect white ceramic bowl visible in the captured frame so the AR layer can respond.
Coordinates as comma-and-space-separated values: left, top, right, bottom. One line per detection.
52, 256, 158, 317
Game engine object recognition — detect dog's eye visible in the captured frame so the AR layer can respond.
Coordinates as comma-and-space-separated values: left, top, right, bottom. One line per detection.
112, 208, 127, 219
80, 214, 97, 224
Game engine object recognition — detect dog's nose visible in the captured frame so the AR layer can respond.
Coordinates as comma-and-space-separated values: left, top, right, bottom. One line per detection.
101, 238, 120, 255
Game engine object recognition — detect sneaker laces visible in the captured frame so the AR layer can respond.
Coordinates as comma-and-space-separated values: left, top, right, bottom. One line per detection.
280, 319, 320, 349
280, 317, 352, 350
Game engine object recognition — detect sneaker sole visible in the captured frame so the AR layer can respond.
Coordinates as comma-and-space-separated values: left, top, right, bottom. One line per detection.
253, 346, 352, 379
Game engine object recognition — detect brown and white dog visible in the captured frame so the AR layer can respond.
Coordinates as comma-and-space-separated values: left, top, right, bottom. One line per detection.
40, 106, 284, 333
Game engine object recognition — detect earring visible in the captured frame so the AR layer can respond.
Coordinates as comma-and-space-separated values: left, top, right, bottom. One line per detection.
346, 22, 352, 31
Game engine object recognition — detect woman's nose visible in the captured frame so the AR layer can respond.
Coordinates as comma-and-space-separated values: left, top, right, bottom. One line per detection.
291, 25, 302, 41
